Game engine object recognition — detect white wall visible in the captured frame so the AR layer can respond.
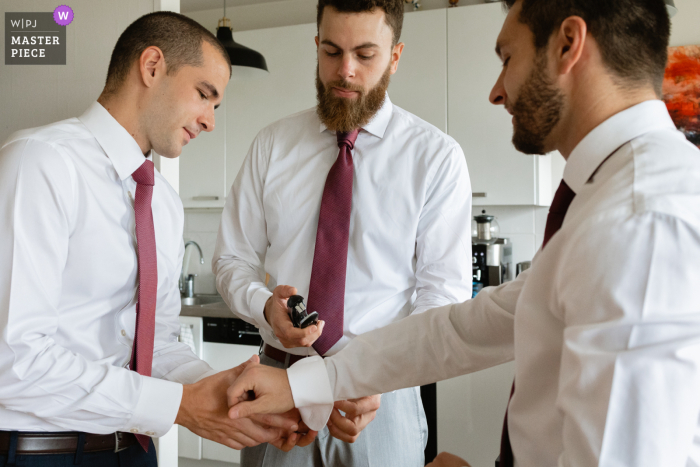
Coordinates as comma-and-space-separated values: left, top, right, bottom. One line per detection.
0, 0, 154, 145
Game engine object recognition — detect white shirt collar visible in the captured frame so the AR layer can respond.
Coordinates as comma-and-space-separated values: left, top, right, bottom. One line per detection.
78, 101, 151, 181
319, 93, 393, 139
563, 100, 676, 193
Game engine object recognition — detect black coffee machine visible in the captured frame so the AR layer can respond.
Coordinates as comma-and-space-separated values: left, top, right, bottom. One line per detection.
472, 211, 513, 298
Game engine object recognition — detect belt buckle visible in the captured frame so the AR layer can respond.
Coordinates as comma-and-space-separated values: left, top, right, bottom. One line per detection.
114, 432, 129, 453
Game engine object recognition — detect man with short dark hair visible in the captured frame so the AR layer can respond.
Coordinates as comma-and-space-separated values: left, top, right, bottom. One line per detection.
225, 0, 700, 466
213, 0, 472, 465
0, 11, 298, 467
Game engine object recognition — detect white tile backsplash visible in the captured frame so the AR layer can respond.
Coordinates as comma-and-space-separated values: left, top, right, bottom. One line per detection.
182, 204, 550, 295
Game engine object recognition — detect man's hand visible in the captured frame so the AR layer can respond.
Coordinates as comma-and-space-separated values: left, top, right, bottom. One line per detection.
327, 395, 381, 443
227, 362, 296, 420
265, 285, 324, 348
175, 356, 299, 450
270, 411, 319, 452
427, 452, 471, 467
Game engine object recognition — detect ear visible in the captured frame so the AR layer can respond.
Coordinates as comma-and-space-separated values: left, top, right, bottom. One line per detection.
315, 36, 320, 49
389, 42, 405, 75
553, 16, 587, 76
139, 46, 166, 88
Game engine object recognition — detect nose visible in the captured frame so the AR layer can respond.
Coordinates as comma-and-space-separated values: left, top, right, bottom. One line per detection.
199, 106, 215, 133
338, 54, 356, 81
489, 68, 506, 106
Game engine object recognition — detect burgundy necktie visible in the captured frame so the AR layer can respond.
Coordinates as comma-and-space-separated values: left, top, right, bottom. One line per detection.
130, 160, 158, 452
308, 129, 360, 356
498, 179, 575, 467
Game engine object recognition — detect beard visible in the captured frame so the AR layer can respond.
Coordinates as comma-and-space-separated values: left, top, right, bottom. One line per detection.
510, 53, 565, 155
316, 63, 391, 133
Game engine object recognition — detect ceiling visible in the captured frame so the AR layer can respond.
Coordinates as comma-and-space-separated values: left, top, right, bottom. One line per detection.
180, 0, 298, 13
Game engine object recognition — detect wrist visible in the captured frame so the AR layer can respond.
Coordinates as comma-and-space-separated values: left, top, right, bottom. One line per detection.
175, 384, 192, 427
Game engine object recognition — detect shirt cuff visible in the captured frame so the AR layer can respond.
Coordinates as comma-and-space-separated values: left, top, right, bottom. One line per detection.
126, 376, 183, 437
250, 287, 274, 334
287, 356, 334, 431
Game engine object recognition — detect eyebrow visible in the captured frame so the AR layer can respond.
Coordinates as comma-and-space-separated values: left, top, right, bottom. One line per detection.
198, 80, 221, 109
321, 39, 380, 51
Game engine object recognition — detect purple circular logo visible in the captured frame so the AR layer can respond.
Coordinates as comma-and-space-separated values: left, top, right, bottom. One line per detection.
53, 5, 74, 26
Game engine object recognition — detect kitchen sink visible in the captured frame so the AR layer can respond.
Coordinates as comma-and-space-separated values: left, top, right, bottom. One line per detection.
181, 294, 225, 307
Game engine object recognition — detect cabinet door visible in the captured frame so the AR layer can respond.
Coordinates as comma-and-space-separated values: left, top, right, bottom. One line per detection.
179, 102, 227, 208
448, 3, 553, 206
391, 9, 448, 132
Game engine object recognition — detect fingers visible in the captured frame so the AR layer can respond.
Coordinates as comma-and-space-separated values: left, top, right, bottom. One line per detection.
228, 399, 267, 420
327, 403, 378, 443
334, 394, 381, 418
275, 319, 324, 348
268, 432, 297, 452
250, 412, 299, 431
226, 355, 261, 381
225, 418, 285, 447
295, 429, 318, 448
274, 285, 298, 299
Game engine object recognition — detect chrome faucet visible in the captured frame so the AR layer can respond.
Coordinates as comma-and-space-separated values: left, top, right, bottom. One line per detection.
180, 241, 204, 298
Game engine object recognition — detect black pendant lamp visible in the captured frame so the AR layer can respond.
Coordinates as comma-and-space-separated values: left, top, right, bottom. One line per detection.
216, 1, 268, 72
665, 0, 678, 17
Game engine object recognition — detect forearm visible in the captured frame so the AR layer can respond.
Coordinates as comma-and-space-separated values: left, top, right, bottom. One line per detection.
214, 256, 272, 331
0, 341, 182, 435
326, 285, 517, 400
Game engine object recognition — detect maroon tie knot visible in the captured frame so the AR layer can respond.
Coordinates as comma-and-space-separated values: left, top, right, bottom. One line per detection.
337, 129, 360, 151
132, 160, 155, 186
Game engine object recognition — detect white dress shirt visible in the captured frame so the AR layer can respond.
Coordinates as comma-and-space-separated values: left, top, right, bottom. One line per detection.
213, 96, 473, 356
289, 100, 700, 466
0, 102, 214, 436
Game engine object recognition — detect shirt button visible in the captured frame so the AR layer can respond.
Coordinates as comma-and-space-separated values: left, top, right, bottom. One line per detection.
121, 330, 127, 337
145, 431, 155, 436
130, 428, 139, 433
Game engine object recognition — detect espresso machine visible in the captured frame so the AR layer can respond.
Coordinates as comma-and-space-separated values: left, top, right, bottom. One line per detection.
472, 211, 513, 298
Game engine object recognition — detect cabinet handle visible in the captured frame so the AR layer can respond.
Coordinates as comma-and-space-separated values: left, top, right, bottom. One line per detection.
192, 196, 219, 201
473, 192, 487, 198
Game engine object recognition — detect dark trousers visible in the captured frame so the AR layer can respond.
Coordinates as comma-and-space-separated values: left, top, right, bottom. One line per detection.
0, 435, 157, 467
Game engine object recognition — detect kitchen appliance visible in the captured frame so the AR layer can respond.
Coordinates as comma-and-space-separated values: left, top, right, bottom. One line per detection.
472, 211, 513, 297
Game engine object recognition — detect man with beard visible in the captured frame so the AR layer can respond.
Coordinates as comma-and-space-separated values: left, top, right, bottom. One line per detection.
226, 0, 700, 466
212, 0, 472, 465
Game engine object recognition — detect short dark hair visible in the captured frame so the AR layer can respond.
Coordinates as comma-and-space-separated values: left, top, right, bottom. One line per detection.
504, 0, 670, 95
317, 0, 404, 46
103, 11, 231, 95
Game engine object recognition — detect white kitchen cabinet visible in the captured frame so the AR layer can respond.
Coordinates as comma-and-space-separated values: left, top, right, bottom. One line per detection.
180, 9, 449, 207
447, 3, 560, 206
179, 102, 227, 208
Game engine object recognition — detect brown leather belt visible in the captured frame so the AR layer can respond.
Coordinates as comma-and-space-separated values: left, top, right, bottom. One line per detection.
0, 431, 138, 455
263, 343, 308, 366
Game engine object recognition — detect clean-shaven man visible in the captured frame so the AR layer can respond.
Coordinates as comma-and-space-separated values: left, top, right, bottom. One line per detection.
228, 1, 700, 466
213, 0, 472, 465
0, 12, 298, 467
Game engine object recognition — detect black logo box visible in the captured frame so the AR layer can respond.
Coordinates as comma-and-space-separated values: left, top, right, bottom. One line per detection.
5, 12, 66, 65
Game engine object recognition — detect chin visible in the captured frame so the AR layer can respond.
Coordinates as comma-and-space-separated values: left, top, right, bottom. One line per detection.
153, 144, 183, 159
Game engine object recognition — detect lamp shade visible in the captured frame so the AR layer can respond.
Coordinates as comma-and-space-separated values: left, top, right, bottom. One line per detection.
216, 19, 268, 72
665, 0, 678, 17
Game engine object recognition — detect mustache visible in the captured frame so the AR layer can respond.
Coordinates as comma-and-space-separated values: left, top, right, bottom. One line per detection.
324, 80, 365, 95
